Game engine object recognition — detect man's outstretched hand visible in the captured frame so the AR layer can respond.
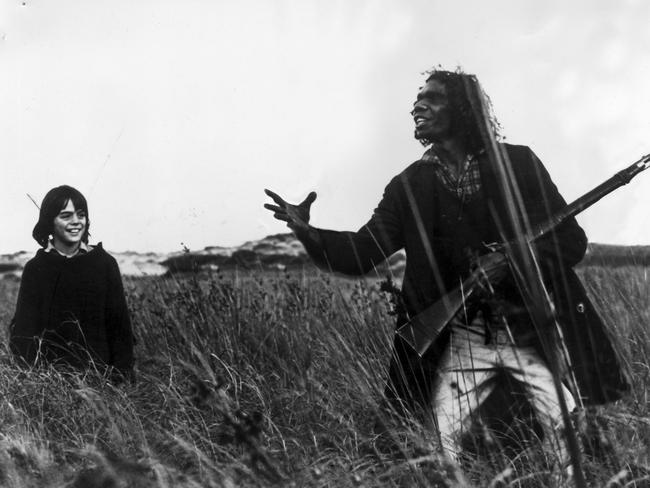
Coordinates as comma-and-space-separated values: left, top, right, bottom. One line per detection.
264, 189, 317, 233
473, 251, 509, 293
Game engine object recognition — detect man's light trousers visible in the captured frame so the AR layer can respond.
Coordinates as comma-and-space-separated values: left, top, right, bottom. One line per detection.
431, 319, 576, 464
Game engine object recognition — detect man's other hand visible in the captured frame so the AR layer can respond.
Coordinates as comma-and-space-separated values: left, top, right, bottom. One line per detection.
473, 252, 509, 293
264, 189, 317, 233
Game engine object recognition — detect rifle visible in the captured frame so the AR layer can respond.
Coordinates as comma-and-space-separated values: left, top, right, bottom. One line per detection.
396, 152, 650, 358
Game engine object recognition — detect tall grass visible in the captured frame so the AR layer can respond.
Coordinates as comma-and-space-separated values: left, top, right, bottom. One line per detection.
0, 265, 648, 487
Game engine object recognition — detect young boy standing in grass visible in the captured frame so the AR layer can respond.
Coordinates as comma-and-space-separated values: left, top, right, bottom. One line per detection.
10, 185, 134, 382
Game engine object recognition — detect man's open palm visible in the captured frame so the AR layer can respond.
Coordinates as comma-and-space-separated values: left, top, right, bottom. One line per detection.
264, 189, 317, 232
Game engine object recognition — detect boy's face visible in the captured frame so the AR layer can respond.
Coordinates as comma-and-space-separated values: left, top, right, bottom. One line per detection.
52, 199, 87, 247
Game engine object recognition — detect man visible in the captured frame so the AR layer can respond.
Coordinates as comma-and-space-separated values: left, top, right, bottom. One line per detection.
264, 70, 629, 466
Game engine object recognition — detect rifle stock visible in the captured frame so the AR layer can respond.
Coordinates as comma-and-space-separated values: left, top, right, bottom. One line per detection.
396, 153, 650, 357
396, 273, 478, 357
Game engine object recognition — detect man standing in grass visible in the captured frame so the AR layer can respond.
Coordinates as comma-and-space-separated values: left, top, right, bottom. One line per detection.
264, 69, 629, 475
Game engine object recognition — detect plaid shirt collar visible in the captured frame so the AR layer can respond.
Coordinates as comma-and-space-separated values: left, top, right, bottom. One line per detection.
422, 146, 484, 200
45, 240, 89, 258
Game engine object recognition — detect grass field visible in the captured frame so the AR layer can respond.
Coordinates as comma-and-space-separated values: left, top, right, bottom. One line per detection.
0, 264, 648, 487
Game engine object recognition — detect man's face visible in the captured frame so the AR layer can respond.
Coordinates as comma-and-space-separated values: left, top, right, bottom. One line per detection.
52, 199, 87, 247
411, 79, 453, 143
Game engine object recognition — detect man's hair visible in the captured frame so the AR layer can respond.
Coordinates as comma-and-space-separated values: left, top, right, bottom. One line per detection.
32, 185, 90, 247
420, 69, 502, 153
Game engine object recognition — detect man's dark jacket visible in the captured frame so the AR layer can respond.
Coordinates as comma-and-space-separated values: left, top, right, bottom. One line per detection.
303, 143, 630, 409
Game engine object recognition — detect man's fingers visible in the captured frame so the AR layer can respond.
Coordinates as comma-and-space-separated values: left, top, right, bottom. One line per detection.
273, 213, 291, 223
264, 188, 287, 207
266, 188, 317, 209
265, 189, 315, 229
300, 191, 317, 207
263, 204, 284, 213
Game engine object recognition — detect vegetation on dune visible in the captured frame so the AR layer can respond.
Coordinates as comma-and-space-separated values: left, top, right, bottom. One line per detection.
2, 236, 649, 278
152, 240, 650, 276
0, 264, 648, 487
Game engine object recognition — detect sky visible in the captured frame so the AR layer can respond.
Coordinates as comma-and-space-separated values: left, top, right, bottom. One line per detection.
1, 0, 649, 254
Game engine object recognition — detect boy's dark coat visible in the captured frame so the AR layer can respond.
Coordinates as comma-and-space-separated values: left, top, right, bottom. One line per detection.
10, 243, 134, 377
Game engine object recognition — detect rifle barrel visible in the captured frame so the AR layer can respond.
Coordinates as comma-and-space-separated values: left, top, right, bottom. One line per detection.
531, 154, 650, 240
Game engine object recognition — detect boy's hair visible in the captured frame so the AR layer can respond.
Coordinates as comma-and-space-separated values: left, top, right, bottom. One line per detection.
32, 185, 90, 247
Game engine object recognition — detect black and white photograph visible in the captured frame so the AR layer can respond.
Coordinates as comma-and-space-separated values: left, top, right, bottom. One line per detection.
1, 1, 649, 486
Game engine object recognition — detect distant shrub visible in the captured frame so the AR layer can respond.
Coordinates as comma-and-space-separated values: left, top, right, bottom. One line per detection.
581, 243, 650, 267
